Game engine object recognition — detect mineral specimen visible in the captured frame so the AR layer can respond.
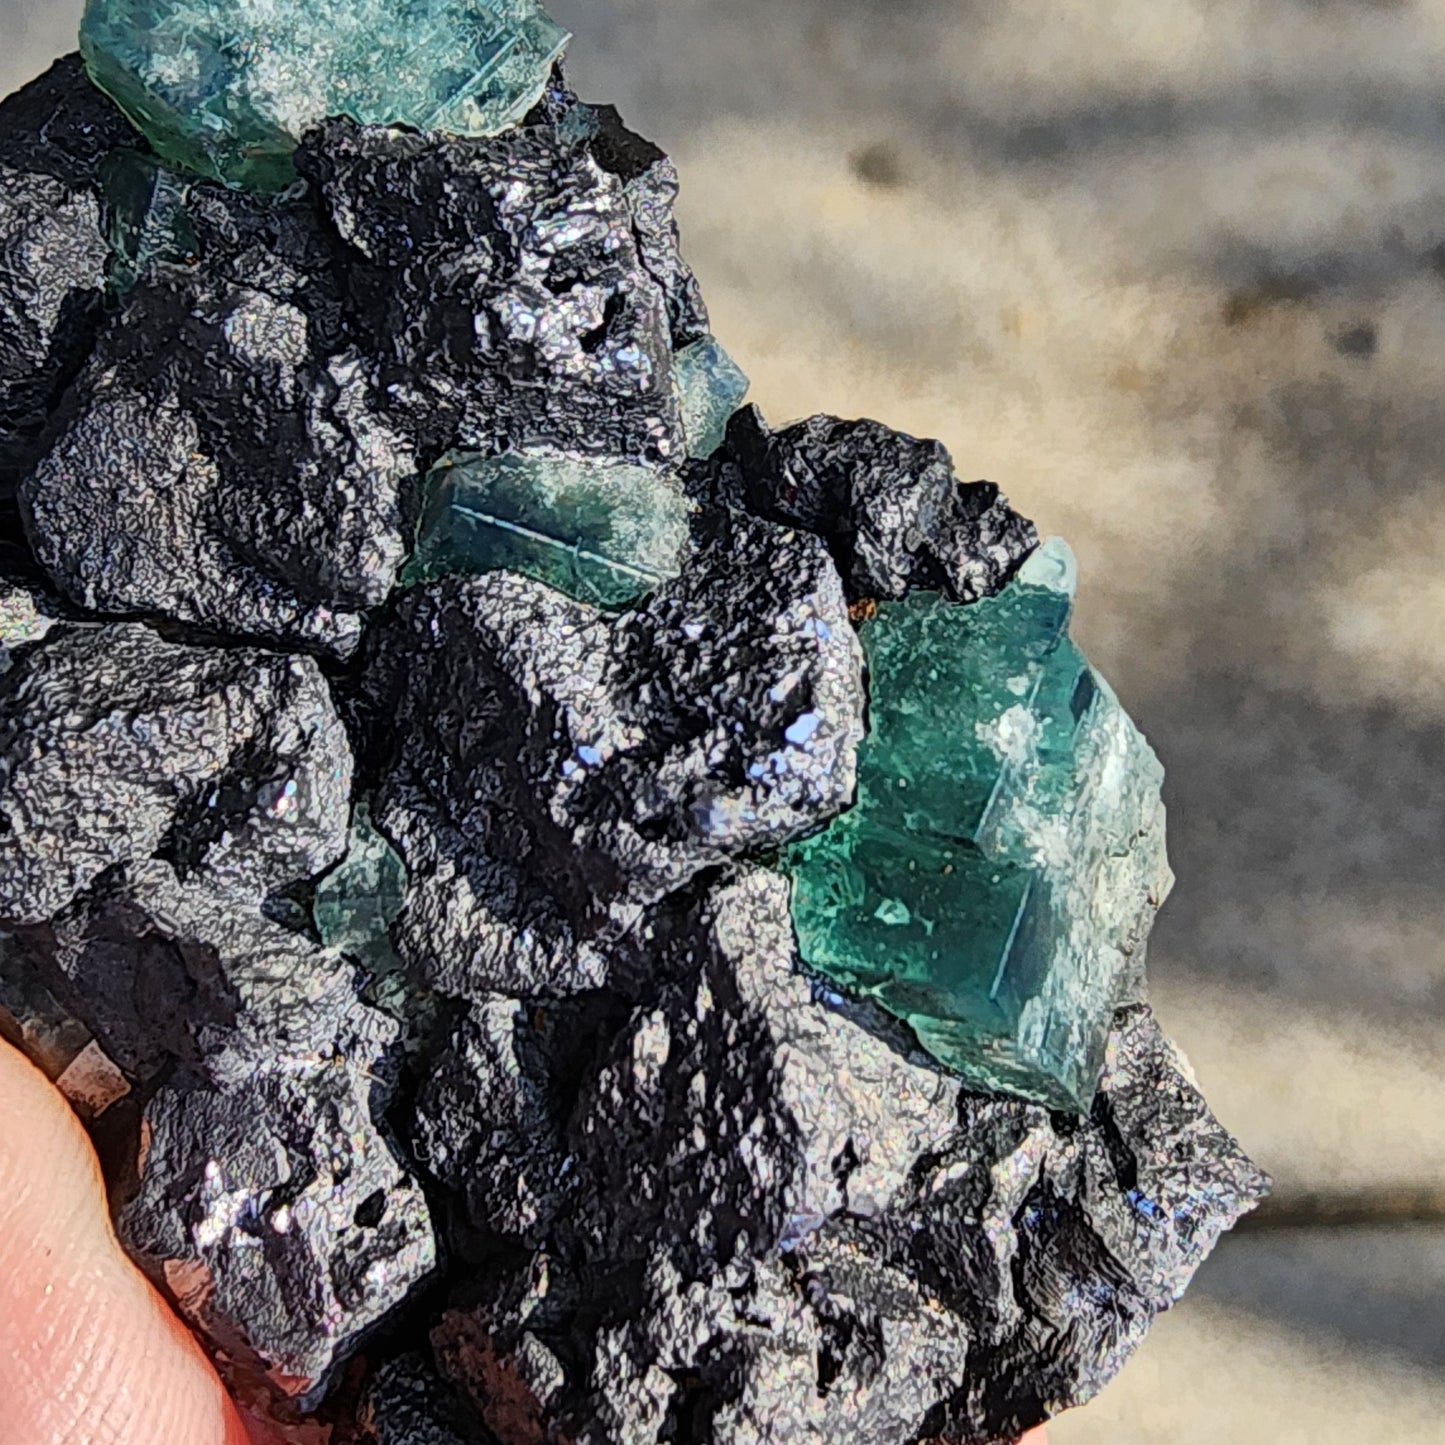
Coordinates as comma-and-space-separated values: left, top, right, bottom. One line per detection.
20, 236, 413, 656
405, 450, 695, 607
0, 574, 56, 658
0, 56, 141, 488
80, 0, 571, 188
101, 147, 196, 290
298, 115, 691, 470
365, 508, 865, 1000
787, 539, 1171, 1110
360, 1354, 495, 1445
0, 623, 353, 928
122, 1051, 436, 1408
0, 931, 93, 1081
0, 18, 1264, 1445
314, 802, 409, 974
428, 873, 1265, 1445
701, 404, 1039, 604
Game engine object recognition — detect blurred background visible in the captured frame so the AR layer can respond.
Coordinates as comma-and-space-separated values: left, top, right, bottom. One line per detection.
3, 2, 1443, 1440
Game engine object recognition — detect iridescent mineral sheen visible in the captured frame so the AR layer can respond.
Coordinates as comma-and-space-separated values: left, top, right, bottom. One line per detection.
79, 0, 571, 188
785, 539, 1172, 1110
673, 337, 750, 459
403, 450, 694, 608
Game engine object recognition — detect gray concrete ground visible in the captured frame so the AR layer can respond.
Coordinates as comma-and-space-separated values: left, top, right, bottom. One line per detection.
3, 2, 1442, 1440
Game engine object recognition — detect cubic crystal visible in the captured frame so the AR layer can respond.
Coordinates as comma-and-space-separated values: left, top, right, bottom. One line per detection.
673, 336, 750, 459
101, 148, 195, 290
314, 803, 407, 975
79, 0, 571, 188
785, 539, 1172, 1110
403, 450, 694, 608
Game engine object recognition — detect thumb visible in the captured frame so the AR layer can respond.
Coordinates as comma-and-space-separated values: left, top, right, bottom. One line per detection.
0, 1037, 278, 1445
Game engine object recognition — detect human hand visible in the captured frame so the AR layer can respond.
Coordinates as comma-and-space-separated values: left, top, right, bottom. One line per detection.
0, 1036, 280, 1444
0, 1034, 1053, 1445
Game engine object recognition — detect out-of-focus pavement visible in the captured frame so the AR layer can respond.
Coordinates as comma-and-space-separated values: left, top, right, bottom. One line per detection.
4, 2, 1444, 1440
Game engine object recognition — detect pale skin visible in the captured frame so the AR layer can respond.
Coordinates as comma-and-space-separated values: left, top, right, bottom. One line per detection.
0, 1038, 1048, 1445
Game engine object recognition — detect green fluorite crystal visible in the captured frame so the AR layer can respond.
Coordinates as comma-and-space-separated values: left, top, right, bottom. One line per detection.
404, 450, 694, 608
79, 0, 571, 189
102, 150, 196, 291
314, 804, 406, 973
784, 539, 1172, 1111
674, 337, 750, 459
314, 807, 441, 1034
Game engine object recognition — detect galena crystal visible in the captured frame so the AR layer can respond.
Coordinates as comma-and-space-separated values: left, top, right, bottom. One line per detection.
79, 0, 571, 188
785, 539, 1173, 1110
403, 450, 695, 607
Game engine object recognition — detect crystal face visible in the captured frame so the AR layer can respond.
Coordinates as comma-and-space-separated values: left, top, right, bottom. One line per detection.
314, 803, 407, 974
101, 149, 195, 290
673, 336, 750, 459
0, 47, 1263, 1442
785, 539, 1173, 1110
403, 450, 695, 608
79, 0, 571, 188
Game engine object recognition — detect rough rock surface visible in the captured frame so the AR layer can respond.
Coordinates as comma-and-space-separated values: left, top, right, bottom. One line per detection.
0, 46, 1262, 1445
355, 1353, 497, 1445
0, 622, 352, 926
700, 405, 1039, 604
10, 848, 442, 1407
0, 55, 140, 488
121, 1050, 436, 1411
0, 570, 59, 659
298, 114, 687, 468
366, 508, 865, 1001
21, 260, 413, 656
36, 860, 383, 1084
425, 873, 1266, 1445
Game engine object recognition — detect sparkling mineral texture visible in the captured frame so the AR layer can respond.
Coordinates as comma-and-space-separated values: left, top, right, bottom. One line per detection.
0, 16, 1267, 1445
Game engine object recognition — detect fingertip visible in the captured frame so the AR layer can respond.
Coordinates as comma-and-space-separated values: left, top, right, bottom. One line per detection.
0, 1038, 253, 1445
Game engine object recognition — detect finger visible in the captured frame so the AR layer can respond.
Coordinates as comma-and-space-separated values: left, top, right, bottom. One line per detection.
0, 1037, 276, 1445
1019, 1430, 1050, 1443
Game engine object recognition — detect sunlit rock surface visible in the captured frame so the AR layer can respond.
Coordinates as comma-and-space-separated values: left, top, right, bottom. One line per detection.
0, 30, 1261, 1444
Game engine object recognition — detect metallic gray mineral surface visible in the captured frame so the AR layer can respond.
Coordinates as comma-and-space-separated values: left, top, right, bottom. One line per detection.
0, 621, 352, 925
0, 40, 1266, 1445
427, 874, 1265, 1445
364, 507, 865, 1001
697, 404, 1040, 604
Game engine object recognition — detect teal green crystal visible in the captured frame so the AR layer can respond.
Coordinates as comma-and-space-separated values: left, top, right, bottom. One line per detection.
784, 539, 1172, 1111
673, 337, 750, 459
79, 0, 571, 189
314, 807, 442, 1036
101, 150, 197, 291
403, 450, 695, 608
314, 804, 406, 971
